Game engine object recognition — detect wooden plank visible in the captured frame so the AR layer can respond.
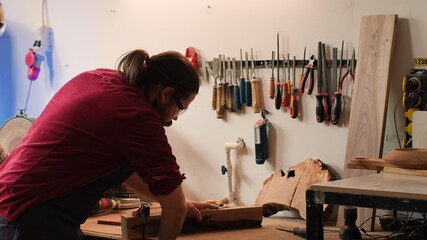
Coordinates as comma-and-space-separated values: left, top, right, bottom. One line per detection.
338, 14, 398, 227
413, 111, 427, 148
120, 206, 262, 239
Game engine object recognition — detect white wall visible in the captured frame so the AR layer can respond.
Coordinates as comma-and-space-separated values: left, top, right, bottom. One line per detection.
0, 0, 423, 206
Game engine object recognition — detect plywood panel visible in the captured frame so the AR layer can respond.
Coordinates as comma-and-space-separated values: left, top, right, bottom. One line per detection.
338, 14, 398, 227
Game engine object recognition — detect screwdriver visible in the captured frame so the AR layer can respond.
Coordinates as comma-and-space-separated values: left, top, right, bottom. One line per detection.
290, 56, 298, 119
282, 53, 291, 109
286, 53, 291, 106
233, 57, 241, 111
269, 51, 276, 99
245, 52, 252, 106
276, 226, 307, 238
299, 47, 306, 91
275, 34, 282, 110
239, 49, 246, 105
321, 43, 331, 121
315, 41, 324, 123
331, 40, 344, 125
251, 48, 261, 113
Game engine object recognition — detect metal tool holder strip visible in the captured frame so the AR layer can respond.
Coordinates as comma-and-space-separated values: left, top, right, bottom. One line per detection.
206, 59, 356, 70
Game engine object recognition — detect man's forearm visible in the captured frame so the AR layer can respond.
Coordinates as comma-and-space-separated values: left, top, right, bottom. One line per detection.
157, 185, 187, 240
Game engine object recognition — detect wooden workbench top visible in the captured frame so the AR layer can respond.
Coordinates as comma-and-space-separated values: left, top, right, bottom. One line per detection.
81, 212, 342, 240
309, 173, 427, 200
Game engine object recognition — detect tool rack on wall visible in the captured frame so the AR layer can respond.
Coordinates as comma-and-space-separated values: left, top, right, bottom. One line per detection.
206, 59, 357, 71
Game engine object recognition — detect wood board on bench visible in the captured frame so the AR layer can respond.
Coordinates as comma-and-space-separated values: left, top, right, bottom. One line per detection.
94, 205, 263, 239
338, 14, 398, 227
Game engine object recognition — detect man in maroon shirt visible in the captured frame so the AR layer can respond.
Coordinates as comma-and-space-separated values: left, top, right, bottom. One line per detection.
0, 49, 217, 240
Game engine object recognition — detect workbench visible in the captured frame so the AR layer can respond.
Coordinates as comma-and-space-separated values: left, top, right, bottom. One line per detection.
306, 173, 427, 240
81, 209, 342, 240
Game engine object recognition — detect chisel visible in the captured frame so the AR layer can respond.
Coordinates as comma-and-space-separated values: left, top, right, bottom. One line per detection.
331, 41, 344, 125
216, 55, 224, 119
209, 57, 217, 110
251, 48, 261, 113
290, 56, 298, 119
239, 49, 246, 105
233, 57, 241, 111
269, 51, 275, 99
227, 57, 235, 111
275, 34, 282, 110
245, 52, 252, 106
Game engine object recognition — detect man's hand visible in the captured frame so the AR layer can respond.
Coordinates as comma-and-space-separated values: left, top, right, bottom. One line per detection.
186, 200, 219, 221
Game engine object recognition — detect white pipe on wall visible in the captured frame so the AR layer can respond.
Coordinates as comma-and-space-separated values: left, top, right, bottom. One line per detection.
221, 137, 245, 205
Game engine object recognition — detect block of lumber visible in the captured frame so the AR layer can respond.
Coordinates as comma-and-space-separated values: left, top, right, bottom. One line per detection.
255, 158, 334, 220
95, 205, 262, 239
339, 14, 398, 227
346, 158, 385, 171
383, 167, 427, 177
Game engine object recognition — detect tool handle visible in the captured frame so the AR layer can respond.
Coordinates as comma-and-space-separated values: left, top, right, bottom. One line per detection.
212, 85, 217, 110
323, 93, 331, 121
275, 82, 282, 110
290, 89, 298, 119
234, 84, 241, 111
216, 83, 224, 118
307, 69, 315, 95
227, 84, 234, 111
269, 76, 275, 99
239, 77, 246, 104
331, 91, 342, 125
222, 82, 228, 109
315, 94, 324, 123
245, 80, 252, 106
299, 67, 309, 93
282, 82, 290, 108
251, 77, 261, 113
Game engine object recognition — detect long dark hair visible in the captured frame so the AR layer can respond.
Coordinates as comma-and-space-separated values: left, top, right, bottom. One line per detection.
116, 49, 199, 99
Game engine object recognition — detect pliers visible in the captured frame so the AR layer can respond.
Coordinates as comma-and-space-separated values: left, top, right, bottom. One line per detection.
299, 55, 316, 95
339, 48, 355, 89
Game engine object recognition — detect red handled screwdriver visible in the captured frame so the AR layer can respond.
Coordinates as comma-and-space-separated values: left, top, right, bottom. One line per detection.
290, 56, 298, 118
331, 41, 344, 125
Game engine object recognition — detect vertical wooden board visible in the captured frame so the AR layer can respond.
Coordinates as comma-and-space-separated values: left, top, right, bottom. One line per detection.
338, 14, 398, 227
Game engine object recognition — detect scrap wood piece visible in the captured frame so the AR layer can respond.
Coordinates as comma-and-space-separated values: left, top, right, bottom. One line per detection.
255, 158, 335, 220
347, 158, 385, 171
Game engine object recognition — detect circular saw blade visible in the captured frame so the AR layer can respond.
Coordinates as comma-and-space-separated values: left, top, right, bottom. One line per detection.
0, 116, 34, 155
